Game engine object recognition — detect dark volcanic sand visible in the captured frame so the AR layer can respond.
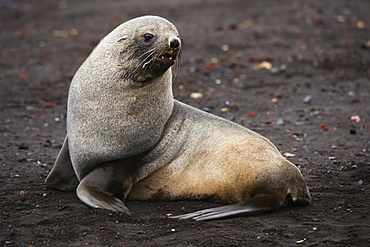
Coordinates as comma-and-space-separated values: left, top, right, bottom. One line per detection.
1, 0, 369, 246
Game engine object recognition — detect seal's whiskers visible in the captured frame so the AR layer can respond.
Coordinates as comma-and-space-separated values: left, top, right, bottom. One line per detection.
172, 51, 181, 82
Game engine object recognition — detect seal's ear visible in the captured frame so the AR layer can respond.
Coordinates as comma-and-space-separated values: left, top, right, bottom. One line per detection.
117, 35, 128, 42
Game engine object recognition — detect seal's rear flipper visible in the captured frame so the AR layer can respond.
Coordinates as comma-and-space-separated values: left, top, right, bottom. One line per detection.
169, 194, 284, 221
45, 135, 79, 191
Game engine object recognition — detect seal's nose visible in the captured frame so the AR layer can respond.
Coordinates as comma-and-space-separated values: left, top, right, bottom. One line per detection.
169, 38, 180, 49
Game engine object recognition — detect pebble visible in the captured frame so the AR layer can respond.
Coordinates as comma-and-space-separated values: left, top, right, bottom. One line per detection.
321, 87, 338, 93
303, 95, 312, 104
215, 79, 222, 85
337, 15, 345, 22
276, 118, 284, 125
190, 92, 203, 99
269, 67, 279, 73
355, 180, 363, 186
350, 115, 360, 123
253, 61, 272, 70
269, 64, 287, 73
310, 110, 320, 116
221, 44, 229, 51
43, 140, 52, 147
18, 143, 29, 150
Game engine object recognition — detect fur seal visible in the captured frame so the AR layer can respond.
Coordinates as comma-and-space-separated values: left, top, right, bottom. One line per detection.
45, 15, 311, 221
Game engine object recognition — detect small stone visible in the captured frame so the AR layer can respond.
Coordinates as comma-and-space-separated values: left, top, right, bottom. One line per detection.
337, 15, 345, 22
215, 79, 222, 85
303, 95, 312, 104
43, 140, 52, 147
269, 64, 286, 73
43, 102, 55, 108
211, 57, 218, 63
253, 61, 272, 70
356, 180, 363, 186
350, 115, 360, 123
276, 118, 284, 125
18, 143, 29, 150
248, 112, 256, 117
357, 21, 365, 29
221, 45, 229, 51
321, 87, 338, 93
269, 67, 279, 73
190, 92, 203, 99
283, 152, 296, 157
296, 238, 307, 244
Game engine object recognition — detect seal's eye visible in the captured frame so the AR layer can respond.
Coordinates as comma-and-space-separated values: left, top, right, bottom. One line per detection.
143, 33, 154, 42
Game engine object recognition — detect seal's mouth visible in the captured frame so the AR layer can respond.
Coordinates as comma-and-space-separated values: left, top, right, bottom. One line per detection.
160, 54, 175, 61
156, 53, 176, 65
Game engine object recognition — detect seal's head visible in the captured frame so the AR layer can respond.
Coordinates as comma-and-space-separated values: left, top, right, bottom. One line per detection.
102, 15, 181, 82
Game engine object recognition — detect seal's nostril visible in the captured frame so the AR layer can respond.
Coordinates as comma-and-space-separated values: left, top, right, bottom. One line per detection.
170, 38, 180, 49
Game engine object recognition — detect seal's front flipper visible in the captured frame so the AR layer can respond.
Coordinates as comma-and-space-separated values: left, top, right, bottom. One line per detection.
45, 136, 79, 191
170, 194, 284, 221
77, 182, 130, 213
76, 164, 133, 214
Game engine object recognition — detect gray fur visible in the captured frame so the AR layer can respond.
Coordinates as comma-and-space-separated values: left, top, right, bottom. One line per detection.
67, 16, 179, 180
